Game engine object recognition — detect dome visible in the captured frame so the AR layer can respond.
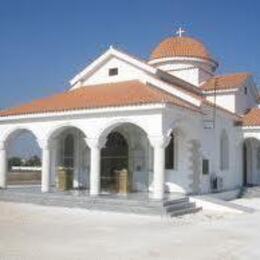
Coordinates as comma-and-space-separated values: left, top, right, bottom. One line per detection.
150, 36, 215, 63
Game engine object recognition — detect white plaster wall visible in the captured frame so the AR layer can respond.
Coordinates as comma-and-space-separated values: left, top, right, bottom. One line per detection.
199, 69, 212, 85
206, 93, 236, 113
162, 108, 202, 194
162, 105, 244, 195
199, 113, 243, 193
82, 57, 147, 86
236, 82, 257, 115
152, 59, 213, 86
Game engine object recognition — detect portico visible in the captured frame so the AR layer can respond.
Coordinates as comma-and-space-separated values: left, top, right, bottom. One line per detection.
0, 105, 177, 200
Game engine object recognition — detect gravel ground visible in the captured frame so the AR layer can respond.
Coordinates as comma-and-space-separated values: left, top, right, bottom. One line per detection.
0, 199, 259, 260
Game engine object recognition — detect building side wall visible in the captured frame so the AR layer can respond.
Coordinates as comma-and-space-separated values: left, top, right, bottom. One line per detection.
163, 107, 244, 194
236, 81, 257, 115
206, 94, 236, 113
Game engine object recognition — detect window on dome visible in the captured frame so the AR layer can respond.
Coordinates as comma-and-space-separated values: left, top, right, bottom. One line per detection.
244, 87, 248, 95
109, 68, 118, 76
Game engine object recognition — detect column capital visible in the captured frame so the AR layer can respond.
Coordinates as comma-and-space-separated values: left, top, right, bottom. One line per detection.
84, 137, 106, 149
148, 135, 171, 149
37, 139, 49, 150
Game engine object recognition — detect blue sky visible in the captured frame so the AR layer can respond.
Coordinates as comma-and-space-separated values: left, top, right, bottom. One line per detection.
1, 0, 260, 111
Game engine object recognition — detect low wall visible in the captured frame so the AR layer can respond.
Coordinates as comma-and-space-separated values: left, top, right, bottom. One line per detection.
8, 171, 41, 185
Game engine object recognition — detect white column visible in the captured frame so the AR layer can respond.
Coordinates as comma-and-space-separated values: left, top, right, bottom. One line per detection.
0, 142, 7, 189
85, 138, 105, 196
50, 140, 58, 187
41, 141, 51, 193
73, 133, 80, 189
149, 136, 170, 200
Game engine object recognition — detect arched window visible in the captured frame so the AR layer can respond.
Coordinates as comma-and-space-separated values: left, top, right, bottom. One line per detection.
257, 146, 260, 169
63, 134, 74, 168
220, 130, 229, 170
165, 132, 177, 170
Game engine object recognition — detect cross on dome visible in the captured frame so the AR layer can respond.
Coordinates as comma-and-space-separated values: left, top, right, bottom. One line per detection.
176, 27, 185, 37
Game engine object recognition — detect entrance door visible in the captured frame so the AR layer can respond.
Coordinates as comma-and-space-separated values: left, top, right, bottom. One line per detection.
101, 132, 129, 193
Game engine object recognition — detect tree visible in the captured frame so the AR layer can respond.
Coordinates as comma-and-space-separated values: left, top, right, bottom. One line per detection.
25, 155, 41, 166
8, 157, 22, 170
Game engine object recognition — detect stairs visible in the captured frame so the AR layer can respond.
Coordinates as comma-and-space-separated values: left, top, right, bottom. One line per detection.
239, 186, 260, 199
163, 197, 201, 217
0, 188, 201, 217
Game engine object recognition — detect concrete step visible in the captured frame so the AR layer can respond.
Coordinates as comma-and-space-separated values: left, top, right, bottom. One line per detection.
165, 202, 196, 213
163, 197, 189, 207
0, 189, 202, 217
170, 207, 202, 217
240, 186, 260, 198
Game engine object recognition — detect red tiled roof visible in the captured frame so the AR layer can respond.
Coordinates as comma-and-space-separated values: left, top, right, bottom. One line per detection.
150, 36, 215, 62
0, 80, 199, 117
202, 72, 251, 91
242, 108, 260, 126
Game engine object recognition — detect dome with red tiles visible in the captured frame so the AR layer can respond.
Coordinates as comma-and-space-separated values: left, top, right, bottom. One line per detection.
150, 36, 215, 62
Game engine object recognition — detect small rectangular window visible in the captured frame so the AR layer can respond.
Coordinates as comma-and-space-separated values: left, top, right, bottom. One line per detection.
202, 159, 209, 175
244, 87, 248, 95
109, 68, 118, 76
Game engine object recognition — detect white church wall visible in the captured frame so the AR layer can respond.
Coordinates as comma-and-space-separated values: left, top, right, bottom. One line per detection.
161, 105, 244, 195
200, 113, 243, 193
199, 69, 212, 86
162, 108, 202, 194
82, 57, 147, 86
155, 62, 200, 86
236, 81, 257, 115
150, 58, 214, 87
206, 93, 236, 113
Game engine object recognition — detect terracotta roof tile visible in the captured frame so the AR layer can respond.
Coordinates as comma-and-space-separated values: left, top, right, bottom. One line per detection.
0, 80, 199, 117
242, 108, 260, 126
150, 36, 215, 62
202, 72, 251, 91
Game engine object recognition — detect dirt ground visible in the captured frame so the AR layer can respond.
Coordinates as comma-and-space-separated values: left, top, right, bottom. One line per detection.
0, 199, 260, 260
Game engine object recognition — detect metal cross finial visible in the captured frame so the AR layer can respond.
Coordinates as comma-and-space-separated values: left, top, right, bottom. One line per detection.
176, 27, 185, 37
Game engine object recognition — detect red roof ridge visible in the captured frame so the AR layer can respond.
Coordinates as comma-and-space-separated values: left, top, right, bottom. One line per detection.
202, 72, 251, 92
242, 107, 260, 126
0, 80, 200, 118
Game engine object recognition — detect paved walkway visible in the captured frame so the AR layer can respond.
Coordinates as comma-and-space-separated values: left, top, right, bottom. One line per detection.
0, 199, 260, 259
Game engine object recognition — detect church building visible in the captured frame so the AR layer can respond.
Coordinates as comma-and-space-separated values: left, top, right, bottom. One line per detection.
0, 30, 260, 200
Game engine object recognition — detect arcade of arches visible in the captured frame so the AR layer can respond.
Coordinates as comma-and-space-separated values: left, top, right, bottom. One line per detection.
0, 123, 176, 199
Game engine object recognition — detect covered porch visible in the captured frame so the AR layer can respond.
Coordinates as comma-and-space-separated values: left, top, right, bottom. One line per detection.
0, 120, 175, 200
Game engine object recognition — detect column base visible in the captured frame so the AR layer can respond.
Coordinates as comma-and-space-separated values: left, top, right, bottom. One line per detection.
41, 187, 50, 193
151, 191, 164, 200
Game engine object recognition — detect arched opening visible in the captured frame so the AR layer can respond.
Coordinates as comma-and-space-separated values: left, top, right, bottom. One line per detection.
165, 132, 178, 170
63, 134, 75, 168
100, 123, 151, 195
48, 126, 89, 191
5, 129, 41, 189
101, 132, 129, 193
243, 138, 260, 187
220, 130, 229, 171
